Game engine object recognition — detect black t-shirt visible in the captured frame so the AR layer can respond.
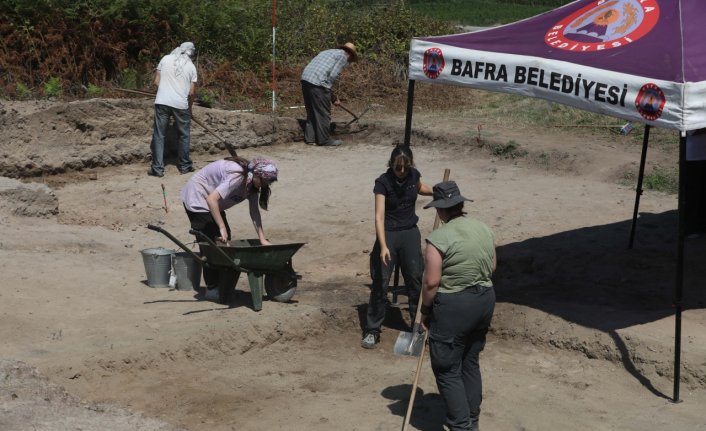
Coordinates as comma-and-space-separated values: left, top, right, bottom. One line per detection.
373, 167, 421, 231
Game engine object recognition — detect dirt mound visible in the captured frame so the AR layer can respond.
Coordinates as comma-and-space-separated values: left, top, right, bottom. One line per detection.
0, 99, 302, 179
0, 359, 184, 431
0, 177, 58, 217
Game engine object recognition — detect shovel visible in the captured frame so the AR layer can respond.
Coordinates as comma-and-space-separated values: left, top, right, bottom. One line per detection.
399, 168, 451, 431
346, 105, 371, 126
393, 167, 450, 357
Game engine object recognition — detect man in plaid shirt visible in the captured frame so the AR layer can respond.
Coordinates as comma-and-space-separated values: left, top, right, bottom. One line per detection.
301, 42, 358, 146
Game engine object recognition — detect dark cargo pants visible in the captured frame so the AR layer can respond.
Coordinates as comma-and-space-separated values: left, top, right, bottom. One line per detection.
429, 286, 496, 431
365, 226, 423, 334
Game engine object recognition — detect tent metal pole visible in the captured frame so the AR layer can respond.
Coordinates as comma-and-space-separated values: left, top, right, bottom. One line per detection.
404, 80, 415, 146
672, 133, 686, 403
629, 124, 650, 249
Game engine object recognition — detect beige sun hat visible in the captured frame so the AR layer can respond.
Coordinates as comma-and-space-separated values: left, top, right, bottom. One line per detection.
340, 42, 358, 62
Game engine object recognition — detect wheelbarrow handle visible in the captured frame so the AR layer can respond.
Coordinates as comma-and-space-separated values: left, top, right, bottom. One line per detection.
188, 228, 213, 244
189, 229, 242, 270
146, 224, 205, 265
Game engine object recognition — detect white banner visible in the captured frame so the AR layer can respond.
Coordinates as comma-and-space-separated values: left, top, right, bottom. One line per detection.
409, 39, 706, 132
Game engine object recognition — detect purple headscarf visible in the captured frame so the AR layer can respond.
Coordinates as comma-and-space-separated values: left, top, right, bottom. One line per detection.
248, 157, 278, 183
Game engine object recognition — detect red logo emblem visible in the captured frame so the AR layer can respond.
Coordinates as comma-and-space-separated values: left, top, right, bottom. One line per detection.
545, 0, 659, 52
635, 83, 665, 121
423, 48, 445, 79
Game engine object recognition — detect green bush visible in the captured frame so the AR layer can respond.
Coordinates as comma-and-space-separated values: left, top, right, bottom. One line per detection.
119, 68, 141, 90
87, 83, 103, 97
43, 77, 62, 98
15, 82, 31, 99
197, 91, 215, 108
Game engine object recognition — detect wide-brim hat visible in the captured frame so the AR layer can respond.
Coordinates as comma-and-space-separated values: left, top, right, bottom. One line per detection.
424, 180, 473, 209
340, 42, 358, 62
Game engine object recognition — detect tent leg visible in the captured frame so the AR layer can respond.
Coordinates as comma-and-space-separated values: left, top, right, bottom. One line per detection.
404, 80, 415, 146
672, 133, 686, 403
629, 124, 650, 249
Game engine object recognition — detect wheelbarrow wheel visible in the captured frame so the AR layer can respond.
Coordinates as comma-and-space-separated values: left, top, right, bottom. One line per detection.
265, 270, 297, 303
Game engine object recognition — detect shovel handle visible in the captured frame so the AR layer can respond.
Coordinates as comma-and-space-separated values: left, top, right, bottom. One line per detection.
190, 114, 238, 157
401, 168, 452, 431
336, 102, 358, 120
432, 168, 451, 230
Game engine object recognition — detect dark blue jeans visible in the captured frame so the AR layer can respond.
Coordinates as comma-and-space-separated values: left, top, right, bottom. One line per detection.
150, 104, 193, 175
429, 286, 496, 431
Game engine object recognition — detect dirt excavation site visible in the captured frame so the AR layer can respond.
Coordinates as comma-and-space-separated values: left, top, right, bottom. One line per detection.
1, 97, 706, 431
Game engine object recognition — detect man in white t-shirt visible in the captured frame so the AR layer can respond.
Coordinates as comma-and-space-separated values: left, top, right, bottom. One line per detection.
148, 42, 198, 177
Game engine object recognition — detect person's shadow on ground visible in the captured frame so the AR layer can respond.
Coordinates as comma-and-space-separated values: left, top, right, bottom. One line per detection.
382, 384, 445, 430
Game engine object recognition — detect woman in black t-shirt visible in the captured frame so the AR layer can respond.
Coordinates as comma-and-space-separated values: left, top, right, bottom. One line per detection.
362, 145, 433, 349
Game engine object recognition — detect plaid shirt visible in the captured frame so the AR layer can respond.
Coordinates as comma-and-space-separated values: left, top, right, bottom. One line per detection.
301, 49, 349, 89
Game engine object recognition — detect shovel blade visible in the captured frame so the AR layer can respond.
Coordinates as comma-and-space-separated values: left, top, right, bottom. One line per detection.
393, 329, 425, 356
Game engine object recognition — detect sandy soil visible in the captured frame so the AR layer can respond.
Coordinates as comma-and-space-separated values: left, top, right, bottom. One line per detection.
1, 98, 705, 431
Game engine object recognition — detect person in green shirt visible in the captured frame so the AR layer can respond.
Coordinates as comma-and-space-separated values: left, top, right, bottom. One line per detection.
420, 181, 496, 431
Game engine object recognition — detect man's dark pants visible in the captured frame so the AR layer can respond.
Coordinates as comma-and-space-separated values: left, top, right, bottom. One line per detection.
429, 286, 496, 431
301, 80, 335, 145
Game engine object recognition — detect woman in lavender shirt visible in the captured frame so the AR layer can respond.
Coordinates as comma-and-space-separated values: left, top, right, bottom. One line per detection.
181, 156, 278, 297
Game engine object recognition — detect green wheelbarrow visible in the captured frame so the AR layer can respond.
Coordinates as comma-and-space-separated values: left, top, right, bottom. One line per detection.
147, 224, 305, 311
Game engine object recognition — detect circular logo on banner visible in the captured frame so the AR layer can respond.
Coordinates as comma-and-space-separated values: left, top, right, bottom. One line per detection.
635, 83, 665, 121
545, 0, 659, 52
423, 48, 445, 79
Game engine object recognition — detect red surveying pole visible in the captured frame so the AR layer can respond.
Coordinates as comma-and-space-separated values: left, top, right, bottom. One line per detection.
271, 0, 277, 112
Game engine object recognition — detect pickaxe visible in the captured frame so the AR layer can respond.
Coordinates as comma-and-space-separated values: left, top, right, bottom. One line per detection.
337, 103, 371, 126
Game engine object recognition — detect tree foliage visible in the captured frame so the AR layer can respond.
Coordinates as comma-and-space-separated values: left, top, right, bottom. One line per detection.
0, 0, 451, 105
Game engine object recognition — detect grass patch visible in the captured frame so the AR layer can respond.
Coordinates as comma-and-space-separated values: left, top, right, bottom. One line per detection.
644, 166, 678, 193
492, 140, 527, 158
408, 0, 568, 26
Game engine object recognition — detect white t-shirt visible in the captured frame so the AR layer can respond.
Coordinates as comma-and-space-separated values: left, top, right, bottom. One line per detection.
154, 54, 197, 110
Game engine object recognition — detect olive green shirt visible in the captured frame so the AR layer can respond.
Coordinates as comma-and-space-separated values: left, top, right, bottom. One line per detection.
426, 216, 495, 294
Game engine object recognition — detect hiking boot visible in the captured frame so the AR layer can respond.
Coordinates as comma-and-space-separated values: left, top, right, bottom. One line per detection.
179, 166, 195, 174
361, 332, 380, 349
147, 169, 164, 178
204, 287, 219, 301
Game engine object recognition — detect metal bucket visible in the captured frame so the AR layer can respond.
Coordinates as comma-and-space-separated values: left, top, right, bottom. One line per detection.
140, 247, 175, 288
173, 252, 202, 291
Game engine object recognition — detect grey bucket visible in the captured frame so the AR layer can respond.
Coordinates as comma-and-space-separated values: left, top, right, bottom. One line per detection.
173, 252, 202, 291
140, 247, 175, 288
